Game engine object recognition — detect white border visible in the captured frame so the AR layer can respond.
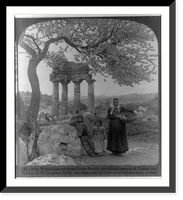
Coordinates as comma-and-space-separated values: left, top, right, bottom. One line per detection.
6, 6, 170, 187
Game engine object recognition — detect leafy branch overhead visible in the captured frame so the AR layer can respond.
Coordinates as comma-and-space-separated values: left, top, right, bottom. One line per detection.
20, 18, 158, 86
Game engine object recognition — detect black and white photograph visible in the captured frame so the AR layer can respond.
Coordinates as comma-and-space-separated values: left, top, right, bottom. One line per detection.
15, 16, 161, 177
4, 3, 177, 194
15, 15, 161, 177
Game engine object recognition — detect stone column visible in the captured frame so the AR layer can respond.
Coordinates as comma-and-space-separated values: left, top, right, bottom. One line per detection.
60, 80, 70, 115
73, 80, 82, 108
87, 79, 96, 112
51, 80, 59, 118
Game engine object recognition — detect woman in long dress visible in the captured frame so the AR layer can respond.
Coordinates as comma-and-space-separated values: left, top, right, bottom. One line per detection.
107, 98, 134, 156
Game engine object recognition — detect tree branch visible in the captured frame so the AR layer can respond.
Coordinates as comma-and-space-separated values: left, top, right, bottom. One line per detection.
18, 31, 37, 58
25, 34, 41, 54
91, 27, 115, 48
36, 35, 81, 63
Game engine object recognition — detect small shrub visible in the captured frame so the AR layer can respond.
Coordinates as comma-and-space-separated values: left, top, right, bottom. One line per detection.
126, 120, 159, 136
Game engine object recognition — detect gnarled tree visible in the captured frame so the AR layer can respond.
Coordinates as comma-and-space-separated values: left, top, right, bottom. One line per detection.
18, 18, 158, 161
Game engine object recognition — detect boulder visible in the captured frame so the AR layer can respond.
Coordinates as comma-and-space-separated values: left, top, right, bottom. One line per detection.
38, 124, 84, 158
16, 131, 39, 165
142, 114, 158, 122
16, 137, 28, 165
134, 110, 144, 118
46, 105, 52, 113
26, 153, 76, 166
143, 108, 155, 117
138, 106, 147, 112
134, 106, 148, 119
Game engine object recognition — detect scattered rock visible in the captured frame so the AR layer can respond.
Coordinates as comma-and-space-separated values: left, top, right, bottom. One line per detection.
26, 153, 76, 166
143, 108, 156, 117
142, 114, 158, 122
134, 110, 144, 118
138, 106, 147, 112
126, 147, 147, 154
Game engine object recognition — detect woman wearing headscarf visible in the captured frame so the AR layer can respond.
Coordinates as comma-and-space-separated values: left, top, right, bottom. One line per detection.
107, 98, 135, 156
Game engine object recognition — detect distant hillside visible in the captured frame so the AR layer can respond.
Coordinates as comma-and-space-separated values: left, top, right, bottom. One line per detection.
114, 93, 158, 101
19, 91, 158, 108
81, 92, 158, 101
19, 91, 52, 109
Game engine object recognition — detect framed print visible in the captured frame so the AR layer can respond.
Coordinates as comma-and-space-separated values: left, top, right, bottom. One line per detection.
4, 3, 176, 193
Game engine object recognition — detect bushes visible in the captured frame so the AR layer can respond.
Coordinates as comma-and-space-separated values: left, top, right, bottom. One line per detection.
126, 119, 159, 136
59, 102, 88, 115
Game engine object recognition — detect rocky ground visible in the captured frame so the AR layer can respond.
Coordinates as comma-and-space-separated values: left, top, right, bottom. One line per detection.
16, 110, 159, 167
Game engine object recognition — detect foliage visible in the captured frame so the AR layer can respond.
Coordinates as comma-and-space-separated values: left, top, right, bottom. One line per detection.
23, 18, 158, 86
126, 120, 159, 136
59, 102, 88, 115
19, 91, 52, 110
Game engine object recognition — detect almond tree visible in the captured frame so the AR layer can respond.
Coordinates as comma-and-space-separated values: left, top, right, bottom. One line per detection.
18, 18, 157, 161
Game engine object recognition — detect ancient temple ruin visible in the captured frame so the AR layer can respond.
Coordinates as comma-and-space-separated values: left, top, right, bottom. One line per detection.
49, 59, 96, 116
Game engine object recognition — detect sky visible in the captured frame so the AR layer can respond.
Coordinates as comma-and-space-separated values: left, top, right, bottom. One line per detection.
17, 37, 159, 100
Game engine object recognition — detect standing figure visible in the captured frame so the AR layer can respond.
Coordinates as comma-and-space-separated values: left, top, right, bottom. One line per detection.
91, 119, 107, 156
107, 98, 134, 157
69, 115, 96, 157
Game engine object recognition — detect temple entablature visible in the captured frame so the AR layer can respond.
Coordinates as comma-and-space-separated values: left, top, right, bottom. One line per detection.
50, 60, 95, 116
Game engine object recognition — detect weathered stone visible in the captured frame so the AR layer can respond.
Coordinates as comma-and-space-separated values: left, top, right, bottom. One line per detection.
134, 110, 144, 118
56, 74, 91, 82
38, 124, 84, 158
143, 108, 156, 118
27, 131, 37, 159
26, 153, 76, 166
60, 80, 70, 115
51, 80, 59, 118
86, 79, 96, 112
16, 137, 28, 165
73, 80, 82, 113
50, 60, 96, 116
138, 106, 147, 112
142, 114, 158, 122
55, 59, 90, 74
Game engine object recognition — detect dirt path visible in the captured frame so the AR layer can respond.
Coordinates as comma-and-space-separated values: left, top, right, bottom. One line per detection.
73, 137, 159, 166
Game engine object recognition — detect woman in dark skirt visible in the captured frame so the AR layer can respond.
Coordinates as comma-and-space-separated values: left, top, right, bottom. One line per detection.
107, 98, 134, 157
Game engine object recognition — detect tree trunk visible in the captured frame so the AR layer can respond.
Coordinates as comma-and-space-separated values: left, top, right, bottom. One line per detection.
26, 58, 41, 122
19, 58, 41, 162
